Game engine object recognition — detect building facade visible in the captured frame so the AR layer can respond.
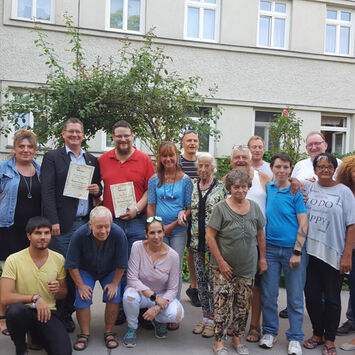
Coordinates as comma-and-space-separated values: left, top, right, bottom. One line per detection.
1, 0, 355, 157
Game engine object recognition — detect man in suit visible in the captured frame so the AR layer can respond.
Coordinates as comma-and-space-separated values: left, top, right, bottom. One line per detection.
41, 117, 102, 332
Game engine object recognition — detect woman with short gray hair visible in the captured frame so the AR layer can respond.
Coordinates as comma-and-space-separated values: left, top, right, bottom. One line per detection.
206, 170, 267, 355
189, 152, 225, 338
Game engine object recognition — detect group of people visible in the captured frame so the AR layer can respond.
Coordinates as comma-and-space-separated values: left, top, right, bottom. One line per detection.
0, 119, 354, 355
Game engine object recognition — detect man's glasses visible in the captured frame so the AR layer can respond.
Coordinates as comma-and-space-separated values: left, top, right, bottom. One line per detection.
306, 141, 324, 149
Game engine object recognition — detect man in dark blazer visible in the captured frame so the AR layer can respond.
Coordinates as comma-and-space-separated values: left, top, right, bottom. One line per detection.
41, 117, 102, 332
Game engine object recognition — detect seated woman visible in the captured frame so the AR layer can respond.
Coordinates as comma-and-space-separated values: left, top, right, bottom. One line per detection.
122, 216, 184, 348
206, 170, 267, 355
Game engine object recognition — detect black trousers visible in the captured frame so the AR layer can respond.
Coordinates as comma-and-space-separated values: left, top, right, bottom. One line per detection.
6, 303, 72, 355
304, 255, 343, 341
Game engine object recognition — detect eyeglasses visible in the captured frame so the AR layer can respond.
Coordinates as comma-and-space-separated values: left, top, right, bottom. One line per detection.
65, 130, 83, 135
316, 165, 334, 171
306, 141, 324, 149
114, 134, 131, 139
182, 129, 198, 138
146, 216, 163, 224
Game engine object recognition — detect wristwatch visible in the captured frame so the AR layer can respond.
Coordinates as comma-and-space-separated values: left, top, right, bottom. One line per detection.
134, 205, 140, 215
150, 292, 157, 302
31, 295, 41, 309
293, 250, 302, 256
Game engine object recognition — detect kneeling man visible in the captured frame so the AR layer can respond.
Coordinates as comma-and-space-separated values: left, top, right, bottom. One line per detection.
65, 206, 128, 351
0, 216, 71, 355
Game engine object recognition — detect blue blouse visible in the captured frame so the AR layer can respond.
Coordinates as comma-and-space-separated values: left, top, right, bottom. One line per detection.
148, 174, 193, 233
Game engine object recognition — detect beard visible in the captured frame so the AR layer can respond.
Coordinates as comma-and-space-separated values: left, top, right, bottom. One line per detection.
116, 143, 131, 155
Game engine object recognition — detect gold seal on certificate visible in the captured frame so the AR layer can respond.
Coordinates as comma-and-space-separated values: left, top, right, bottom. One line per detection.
63, 162, 95, 200
110, 182, 136, 218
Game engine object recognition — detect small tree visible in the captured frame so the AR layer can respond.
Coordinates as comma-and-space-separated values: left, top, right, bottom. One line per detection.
270, 108, 303, 163
0, 16, 221, 154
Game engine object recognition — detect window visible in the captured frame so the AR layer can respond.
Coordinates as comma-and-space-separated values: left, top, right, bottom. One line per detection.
321, 115, 349, 154
257, 1, 289, 49
254, 110, 280, 150
108, 0, 145, 33
12, 0, 54, 22
325, 9, 353, 55
185, 0, 220, 42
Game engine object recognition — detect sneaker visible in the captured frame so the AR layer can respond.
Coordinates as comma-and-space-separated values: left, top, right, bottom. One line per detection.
213, 347, 228, 355
259, 334, 277, 349
279, 307, 288, 319
152, 320, 167, 339
337, 321, 355, 335
288, 340, 303, 355
186, 286, 201, 307
123, 328, 137, 348
202, 322, 214, 338
193, 321, 206, 334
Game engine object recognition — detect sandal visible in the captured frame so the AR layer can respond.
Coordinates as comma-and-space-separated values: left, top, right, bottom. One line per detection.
322, 344, 336, 355
246, 325, 261, 343
303, 337, 324, 349
104, 332, 118, 349
73, 334, 89, 351
166, 322, 179, 331
0, 316, 10, 336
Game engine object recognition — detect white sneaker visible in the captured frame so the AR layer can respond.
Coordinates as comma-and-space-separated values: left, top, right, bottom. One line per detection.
259, 334, 277, 349
288, 340, 303, 355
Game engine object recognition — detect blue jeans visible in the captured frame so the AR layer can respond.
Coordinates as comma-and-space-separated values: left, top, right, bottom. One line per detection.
113, 214, 146, 298
164, 228, 187, 300
261, 244, 307, 342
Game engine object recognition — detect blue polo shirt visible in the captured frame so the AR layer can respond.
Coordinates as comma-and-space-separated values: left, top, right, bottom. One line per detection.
65, 223, 128, 280
265, 182, 306, 248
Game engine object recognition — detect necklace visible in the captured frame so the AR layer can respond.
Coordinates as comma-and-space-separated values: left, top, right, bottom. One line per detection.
163, 170, 177, 200
21, 174, 33, 199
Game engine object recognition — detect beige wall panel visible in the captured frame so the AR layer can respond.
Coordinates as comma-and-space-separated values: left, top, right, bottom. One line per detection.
221, 0, 258, 46
56, 0, 79, 26
146, 0, 185, 39
80, 0, 106, 30
290, 0, 325, 53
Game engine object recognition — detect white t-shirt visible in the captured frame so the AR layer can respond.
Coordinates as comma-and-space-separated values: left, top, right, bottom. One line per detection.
291, 157, 342, 180
251, 160, 273, 179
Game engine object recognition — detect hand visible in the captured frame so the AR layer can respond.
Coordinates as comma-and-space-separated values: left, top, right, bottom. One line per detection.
47, 280, 60, 295
52, 224, 60, 236
155, 296, 169, 309
218, 259, 233, 280
164, 223, 174, 236
35, 298, 51, 323
143, 306, 160, 321
290, 178, 304, 196
306, 177, 316, 182
77, 284, 93, 301
104, 282, 118, 301
119, 206, 137, 220
258, 258, 268, 275
177, 210, 187, 226
340, 254, 352, 274
88, 184, 100, 196
289, 254, 301, 269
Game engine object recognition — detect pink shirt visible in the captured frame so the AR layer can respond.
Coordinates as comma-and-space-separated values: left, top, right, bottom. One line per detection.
127, 241, 179, 302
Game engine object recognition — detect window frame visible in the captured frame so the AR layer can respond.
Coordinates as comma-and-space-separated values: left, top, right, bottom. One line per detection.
320, 114, 350, 154
324, 7, 354, 56
253, 110, 281, 151
257, 0, 290, 50
184, 0, 220, 43
11, 0, 55, 23
106, 0, 146, 34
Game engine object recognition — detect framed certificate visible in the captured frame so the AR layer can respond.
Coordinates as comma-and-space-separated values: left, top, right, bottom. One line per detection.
110, 182, 136, 218
63, 162, 95, 200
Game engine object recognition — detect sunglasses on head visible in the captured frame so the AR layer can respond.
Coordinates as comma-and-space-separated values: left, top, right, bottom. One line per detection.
146, 216, 163, 224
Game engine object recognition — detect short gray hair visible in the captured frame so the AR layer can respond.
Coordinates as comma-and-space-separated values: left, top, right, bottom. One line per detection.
225, 170, 252, 192
89, 206, 113, 223
231, 145, 251, 159
196, 152, 217, 173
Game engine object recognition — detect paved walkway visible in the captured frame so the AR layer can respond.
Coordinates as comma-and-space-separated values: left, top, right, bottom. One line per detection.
1, 283, 354, 354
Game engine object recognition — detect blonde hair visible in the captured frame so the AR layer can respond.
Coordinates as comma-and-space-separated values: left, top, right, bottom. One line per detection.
248, 136, 265, 148
13, 129, 37, 156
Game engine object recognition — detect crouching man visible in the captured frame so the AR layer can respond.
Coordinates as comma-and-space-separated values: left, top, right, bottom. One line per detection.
65, 206, 128, 351
0, 216, 71, 355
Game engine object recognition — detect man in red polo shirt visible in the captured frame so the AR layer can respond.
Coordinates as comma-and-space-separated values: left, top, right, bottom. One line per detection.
99, 120, 154, 256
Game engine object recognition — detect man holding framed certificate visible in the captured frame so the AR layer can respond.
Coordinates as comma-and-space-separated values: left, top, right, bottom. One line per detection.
41, 117, 102, 332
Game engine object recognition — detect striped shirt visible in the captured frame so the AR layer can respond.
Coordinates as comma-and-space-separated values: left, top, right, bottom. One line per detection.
179, 155, 198, 180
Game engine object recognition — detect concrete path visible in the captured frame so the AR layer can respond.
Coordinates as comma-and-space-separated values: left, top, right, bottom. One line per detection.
1, 283, 355, 354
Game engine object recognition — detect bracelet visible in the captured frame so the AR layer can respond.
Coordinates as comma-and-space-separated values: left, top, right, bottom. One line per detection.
134, 205, 140, 215
31, 295, 41, 309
